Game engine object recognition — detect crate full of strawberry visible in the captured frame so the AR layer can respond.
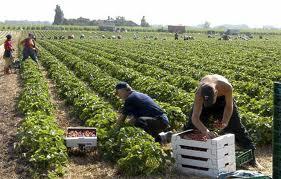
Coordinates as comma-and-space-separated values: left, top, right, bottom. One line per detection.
171, 129, 236, 178
65, 127, 97, 149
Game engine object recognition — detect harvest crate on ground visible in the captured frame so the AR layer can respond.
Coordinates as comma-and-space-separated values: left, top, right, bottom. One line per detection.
65, 127, 97, 150
172, 130, 236, 178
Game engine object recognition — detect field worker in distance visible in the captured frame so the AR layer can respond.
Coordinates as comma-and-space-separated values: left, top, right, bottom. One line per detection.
20, 33, 38, 64
175, 32, 179, 40
184, 74, 262, 168
3, 34, 15, 74
115, 82, 171, 143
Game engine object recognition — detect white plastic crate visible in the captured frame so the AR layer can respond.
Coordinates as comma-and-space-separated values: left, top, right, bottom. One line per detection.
172, 130, 236, 177
173, 143, 235, 160
172, 130, 235, 150
175, 153, 235, 169
65, 127, 97, 149
176, 163, 236, 178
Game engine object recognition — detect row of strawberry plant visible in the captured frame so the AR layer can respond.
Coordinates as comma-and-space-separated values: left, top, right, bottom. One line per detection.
62, 40, 198, 92
39, 40, 195, 115
84, 40, 273, 95
129, 40, 279, 96
76, 40, 273, 117
138, 40, 276, 115
41, 40, 272, 145
90, 39, 277, 91
37, 46, 117, 141
39, 40, 186, 130
38, 45, 170, 175
64, 40, 272, 117
89, 39, 272, 144
67, 40, 267, 97
16, 60, 67, 178
76, 40, 268, 95
116, 39, 280, 82
97, 40, 273, 145
57, 39, 273, 145
66, 40, 272, 144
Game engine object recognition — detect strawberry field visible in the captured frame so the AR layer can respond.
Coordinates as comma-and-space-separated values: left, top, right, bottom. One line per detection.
1, 30, 278, 177
36, 34, 279, 144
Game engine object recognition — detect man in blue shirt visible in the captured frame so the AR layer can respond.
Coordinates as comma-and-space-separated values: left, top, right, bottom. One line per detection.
115, 82, 170, 141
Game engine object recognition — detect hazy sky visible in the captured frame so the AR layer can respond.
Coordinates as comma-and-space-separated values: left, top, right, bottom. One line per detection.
1, 0, 281, 28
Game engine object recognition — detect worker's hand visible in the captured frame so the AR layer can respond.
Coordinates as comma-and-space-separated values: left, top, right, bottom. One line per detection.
203, 130, 218, 139
208, 131, 218, 139
214, 120, 227, 129
127, 116, 136, 125
220, 122, 228, 129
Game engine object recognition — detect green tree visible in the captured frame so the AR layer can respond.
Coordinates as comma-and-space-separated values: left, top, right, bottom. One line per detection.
141, 16, 149, 27
53, 5, 64, 25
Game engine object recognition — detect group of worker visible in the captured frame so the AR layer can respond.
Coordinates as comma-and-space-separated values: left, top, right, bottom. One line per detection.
2, 32, 261, 168
2, 33, 38, 74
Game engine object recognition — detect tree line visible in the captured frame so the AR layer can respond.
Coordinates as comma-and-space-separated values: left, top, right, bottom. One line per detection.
53, 5, 149, 27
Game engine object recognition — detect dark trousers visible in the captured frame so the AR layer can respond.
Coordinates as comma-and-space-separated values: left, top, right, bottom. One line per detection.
184, 96, 255, 150
22, 48, 38, 62
134, 115, 169, 139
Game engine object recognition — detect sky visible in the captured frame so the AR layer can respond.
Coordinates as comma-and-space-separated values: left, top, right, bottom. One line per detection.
1, 0, 281, 28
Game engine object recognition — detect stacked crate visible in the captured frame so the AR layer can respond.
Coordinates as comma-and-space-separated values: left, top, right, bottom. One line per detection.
172, 130, 236, 178
273, 82, 281, 178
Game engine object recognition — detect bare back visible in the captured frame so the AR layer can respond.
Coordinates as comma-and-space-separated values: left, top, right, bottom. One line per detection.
199, 74, 232, 97
191, 74, 234, 135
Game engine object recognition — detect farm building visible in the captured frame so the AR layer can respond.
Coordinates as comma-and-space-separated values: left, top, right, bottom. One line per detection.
168, 25, 186, 33
98, 25, 116, 32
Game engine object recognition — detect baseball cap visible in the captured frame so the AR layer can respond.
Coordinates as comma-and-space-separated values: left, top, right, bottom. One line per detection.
201, 84, 215, 107
6, 34, 12, 39
115, 81, 129, 90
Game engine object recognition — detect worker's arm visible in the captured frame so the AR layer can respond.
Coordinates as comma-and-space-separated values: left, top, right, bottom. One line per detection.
221, 88, 233, 128
117, 113, 127, 124
32, 39, 38, 49
191, 92, 215, 138
20, 39, 25, 45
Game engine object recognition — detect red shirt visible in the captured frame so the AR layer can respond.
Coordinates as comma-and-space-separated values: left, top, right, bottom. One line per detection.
4, 40, 13, 51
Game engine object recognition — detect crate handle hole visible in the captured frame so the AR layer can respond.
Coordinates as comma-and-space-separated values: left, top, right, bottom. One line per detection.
225, 163, 229, 166
182, 164, 209, 171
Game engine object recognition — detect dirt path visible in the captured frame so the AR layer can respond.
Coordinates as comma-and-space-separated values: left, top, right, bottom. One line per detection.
0, 33, 27, 178
41, 68, 81, 129
249, 145, 272, 176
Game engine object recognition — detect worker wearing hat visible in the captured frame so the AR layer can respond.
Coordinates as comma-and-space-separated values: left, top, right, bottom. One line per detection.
184, 74, 262, 168
3, 34, 15, 74
115, 82, 170, 142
